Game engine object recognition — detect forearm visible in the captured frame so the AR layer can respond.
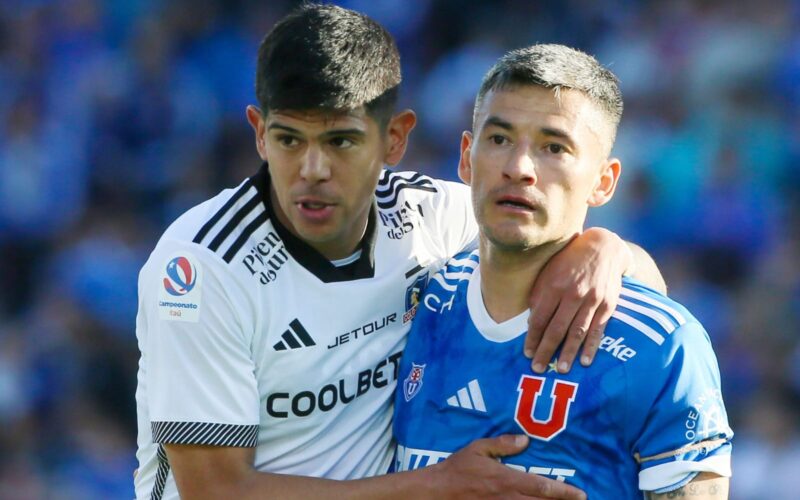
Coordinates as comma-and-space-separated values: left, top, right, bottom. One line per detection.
172, 459, 433, 500
167, 443, 427, 500
624, 241, 667, 294
165, 444, 412, 500
230, 469, 431, 500
168, 436, 585, 500
644, 473, 729, 499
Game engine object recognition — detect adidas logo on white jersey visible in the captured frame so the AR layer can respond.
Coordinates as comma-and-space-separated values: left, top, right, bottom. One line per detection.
447, 379, 486, 412
273, 319, 316, 351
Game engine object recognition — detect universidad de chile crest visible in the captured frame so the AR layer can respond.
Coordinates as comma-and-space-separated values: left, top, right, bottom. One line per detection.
404, 363, 426, 402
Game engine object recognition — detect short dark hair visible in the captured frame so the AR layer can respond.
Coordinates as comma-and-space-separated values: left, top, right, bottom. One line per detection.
474, 44, 623, 144
256, 3, 401, 128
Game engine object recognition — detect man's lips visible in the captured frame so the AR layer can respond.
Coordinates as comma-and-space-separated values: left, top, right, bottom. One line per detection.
495, 194, 539, 211
295, 196, 336, 210
292, 195, 338, 223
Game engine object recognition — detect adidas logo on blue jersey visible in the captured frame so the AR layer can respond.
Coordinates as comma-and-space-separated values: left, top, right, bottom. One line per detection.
273, 319, 316, 351
446, 379, 486, 412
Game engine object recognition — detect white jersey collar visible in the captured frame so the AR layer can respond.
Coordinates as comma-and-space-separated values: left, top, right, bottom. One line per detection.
466, 264, 529, 343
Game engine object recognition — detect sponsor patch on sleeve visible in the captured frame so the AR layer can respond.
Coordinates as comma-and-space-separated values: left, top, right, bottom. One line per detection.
157, 252, 202, 322
684, 388, 727, 443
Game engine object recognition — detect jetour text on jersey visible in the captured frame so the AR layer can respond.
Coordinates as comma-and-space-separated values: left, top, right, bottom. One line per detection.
327, 312, 397, 349
266, 351, 404, 418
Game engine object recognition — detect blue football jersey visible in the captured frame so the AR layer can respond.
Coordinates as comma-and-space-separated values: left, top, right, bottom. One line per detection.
393, 250, 732, 497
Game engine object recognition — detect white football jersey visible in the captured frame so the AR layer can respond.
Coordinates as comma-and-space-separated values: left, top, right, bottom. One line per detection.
134, 163, 477, 499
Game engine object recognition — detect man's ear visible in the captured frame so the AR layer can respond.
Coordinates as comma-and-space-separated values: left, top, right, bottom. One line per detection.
384, 110, 417, 166
457, 131, 474, 185
587, 157, 621, 207
246, 105, 269, 161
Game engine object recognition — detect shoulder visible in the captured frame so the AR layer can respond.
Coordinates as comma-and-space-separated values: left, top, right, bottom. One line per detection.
407, 250, 479, 350
161, 178, 261, 257
376, 169, 470, 211
428, 249, 480, 293
142, 179, 260, 285
413, 249, 479, 320
605, 278, 711, 367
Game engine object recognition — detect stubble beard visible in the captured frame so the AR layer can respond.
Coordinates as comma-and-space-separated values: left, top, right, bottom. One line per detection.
479, 211, 551, 254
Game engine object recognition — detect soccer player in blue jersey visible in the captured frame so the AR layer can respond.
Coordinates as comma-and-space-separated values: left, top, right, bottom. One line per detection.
394, 44, 732, 498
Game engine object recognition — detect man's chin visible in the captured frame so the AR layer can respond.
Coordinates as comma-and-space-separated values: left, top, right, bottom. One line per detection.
483, 224, 544, 248
485, 233, 545, 253
295, 226, 338, 245
281, 216, 335, 242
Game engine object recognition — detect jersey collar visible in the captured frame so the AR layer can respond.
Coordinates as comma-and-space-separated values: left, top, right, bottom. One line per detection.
467, 265, 530, 343
251, 162, 378, 283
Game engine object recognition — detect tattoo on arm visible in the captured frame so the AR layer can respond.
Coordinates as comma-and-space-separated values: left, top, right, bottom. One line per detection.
645, 473, 729, 499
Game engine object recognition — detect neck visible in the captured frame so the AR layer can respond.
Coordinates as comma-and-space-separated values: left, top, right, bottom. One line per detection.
315, 209, 370, 260
478, 235, 575, 323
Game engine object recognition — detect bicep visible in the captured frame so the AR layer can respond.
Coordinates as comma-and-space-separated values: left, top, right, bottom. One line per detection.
645, 472, 729, 499
166, 443, 256, 499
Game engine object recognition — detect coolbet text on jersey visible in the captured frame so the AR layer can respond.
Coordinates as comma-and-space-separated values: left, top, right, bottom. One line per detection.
393, 250, 733, 498
134, 163, 478, 500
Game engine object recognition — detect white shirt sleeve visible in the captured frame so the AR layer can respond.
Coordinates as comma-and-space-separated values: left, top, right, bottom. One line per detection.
137, 239, 260, 447
430, 179, 479, 256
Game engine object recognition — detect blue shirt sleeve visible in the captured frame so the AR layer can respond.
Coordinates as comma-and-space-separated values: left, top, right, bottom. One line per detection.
628, 320, 733, 492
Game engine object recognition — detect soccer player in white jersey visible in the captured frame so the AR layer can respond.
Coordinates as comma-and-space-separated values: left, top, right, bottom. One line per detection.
394, 45, 732, 498
134, 5, 666, 499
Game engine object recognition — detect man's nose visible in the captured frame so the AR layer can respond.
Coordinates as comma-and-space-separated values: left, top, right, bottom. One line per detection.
503, 146, 537, 185
299, 146, 331, 183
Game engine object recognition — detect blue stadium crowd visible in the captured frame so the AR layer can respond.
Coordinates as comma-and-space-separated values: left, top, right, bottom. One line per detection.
0, 0, 798, 497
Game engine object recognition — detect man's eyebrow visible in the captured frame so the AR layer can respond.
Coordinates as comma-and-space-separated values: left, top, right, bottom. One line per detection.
266, 124, 366, 137
321, 128, 366, 137
483, 115, 514, 131
541, 127, 580, 150
267, 123, 300, 133
483, 118, 576, 145
541, 127, 572, 140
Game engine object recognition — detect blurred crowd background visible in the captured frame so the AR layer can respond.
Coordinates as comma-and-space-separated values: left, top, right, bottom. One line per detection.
0, 0, 798, 497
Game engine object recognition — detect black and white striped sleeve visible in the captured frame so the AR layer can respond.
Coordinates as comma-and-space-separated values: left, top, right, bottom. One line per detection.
151, 421, 259, 447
